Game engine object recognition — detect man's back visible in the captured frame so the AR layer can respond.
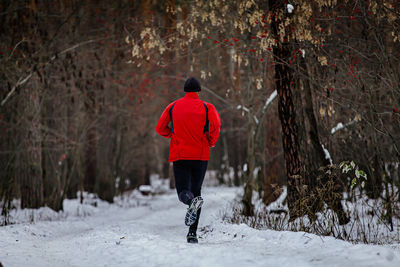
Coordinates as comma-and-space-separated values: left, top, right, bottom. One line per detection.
156, 92, 220, 162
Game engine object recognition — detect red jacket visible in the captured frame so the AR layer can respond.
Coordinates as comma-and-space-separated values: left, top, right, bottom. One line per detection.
156, 92, 221, 162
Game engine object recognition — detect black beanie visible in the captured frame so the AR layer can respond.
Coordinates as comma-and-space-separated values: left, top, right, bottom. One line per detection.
184, 77, 201, 92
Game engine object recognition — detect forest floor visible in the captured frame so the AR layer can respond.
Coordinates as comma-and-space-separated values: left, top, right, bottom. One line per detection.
1, 186, 400, 267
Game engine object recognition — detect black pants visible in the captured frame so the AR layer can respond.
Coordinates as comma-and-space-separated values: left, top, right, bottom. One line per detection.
173, 160, 208, 233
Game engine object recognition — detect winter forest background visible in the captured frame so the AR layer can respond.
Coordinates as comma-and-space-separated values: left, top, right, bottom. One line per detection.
1, 0, 400, 252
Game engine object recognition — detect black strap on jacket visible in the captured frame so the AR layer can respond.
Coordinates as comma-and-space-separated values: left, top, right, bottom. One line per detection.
169, 102, 209, 134
203, 103, 209, 133
169, 102, 177, 134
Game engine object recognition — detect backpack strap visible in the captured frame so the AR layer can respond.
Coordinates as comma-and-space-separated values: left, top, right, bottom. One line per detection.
169, 102, 177, 134
203, 102, 209, 133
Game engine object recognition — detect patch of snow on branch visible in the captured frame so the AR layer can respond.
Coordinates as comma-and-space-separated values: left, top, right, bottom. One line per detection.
331, 122, 344, 134
321, 143, 333, 165
287, 4, 294, 13
331, 119, 359, 135
264, 90, 277, 110
236, 105, 249, 112
237, 105, 260, 125
253, 115, 259, 125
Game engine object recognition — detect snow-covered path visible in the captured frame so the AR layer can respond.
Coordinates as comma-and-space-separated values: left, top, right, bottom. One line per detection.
1, 187, 399, 267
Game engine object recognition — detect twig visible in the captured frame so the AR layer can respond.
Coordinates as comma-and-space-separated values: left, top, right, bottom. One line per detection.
1, 38, 100, 107
1, 73, 33, 106
8, 39, 27, 60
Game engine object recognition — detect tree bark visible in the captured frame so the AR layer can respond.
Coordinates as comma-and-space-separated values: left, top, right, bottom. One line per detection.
300, 60, 348, 224
242, 76, 256, 216
269, 1, 305, 220
84, 86, 97, 193
274, 45, 305, 219
20, 81, 44, 209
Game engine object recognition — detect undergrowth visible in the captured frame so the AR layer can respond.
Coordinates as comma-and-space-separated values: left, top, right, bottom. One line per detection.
221, 186, 400, 245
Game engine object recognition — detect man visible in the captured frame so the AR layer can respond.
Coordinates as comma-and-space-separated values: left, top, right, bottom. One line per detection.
156, 77, 221, 243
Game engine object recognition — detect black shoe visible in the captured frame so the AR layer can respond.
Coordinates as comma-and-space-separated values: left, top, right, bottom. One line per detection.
186, 232, 198, 244
185, 196, 204, 226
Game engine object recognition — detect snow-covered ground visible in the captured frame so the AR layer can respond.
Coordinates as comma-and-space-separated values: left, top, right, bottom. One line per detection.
1, 186, 400, 267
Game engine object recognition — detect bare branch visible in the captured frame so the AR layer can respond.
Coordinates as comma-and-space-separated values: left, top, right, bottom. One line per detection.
1, 38, 100, 107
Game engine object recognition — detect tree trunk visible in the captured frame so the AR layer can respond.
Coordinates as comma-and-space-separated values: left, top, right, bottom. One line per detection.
300, 60, 348, 224
242, 126, 255, 216
242, 77, 256, 216
301, 60, 331, 173
84, 87, 97, 193
274, 44, 305, 220
233, 138, 240, 186
268, 2, 305, 219
268, 1, 306, 220
220, 135, 231, 185
20, 82, 44, 209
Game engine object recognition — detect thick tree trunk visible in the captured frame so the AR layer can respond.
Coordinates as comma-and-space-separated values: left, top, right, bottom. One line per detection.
242, 76, 256, 217
84, 88, 97, 193
268, 1, 306, 220
143, 161, 151, 186
84, 127, 97, 192
233, 57, 242, 187
20, 83, 44, 209
274, 45, 306, 220
300, 60, 348, 224
220, 135, 231, 185
233, 139, 241, 186
366, 95, 384, 199
242, 124, 255, 216
303, 70, 330, 170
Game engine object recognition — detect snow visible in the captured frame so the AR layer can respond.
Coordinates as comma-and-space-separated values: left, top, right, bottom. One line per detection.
229, 186, 400, 245
236, 105, 249, 112
236, 105, 259, 124
236, 90, 277, 126
138, 185, 153, 193
331, 122, 344, 134
331, 120, 358, 135
287, 4, 294, 14
263, 90, 277, 111
1, 187, 400, 267
320, 143, 333, 165
253, 115, 259, 125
